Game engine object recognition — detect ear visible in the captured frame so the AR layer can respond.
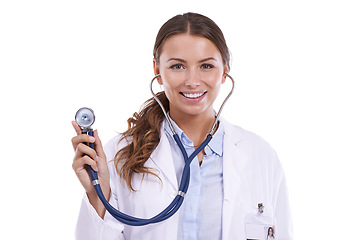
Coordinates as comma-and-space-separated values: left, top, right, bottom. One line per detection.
222, 64, 229, 84
153, 58, 163, 85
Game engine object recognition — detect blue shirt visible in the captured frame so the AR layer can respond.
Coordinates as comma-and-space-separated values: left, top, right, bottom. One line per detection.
164, 116, 224, 240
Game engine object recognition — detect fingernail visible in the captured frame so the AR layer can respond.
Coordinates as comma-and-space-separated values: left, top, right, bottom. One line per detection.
89, 136, 95, 142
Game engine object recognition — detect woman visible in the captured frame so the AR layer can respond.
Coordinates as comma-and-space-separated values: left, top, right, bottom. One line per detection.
72, 12, 293, 240
267, 227, 275, 239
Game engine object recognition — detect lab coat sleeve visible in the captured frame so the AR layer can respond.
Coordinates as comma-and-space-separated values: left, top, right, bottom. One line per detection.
75, 192, 124, 240
75, 135, 125, 240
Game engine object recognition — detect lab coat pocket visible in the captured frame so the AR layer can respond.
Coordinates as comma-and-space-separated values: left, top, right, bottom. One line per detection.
244, 204, 276, 240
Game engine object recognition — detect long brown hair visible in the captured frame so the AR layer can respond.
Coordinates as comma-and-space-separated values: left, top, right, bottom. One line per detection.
115, 12, 230, 191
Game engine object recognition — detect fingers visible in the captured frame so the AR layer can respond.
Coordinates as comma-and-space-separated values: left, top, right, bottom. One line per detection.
73, 143, 99, 172
71, 121, 96, 151
72, 155, 98, 172
93, 130, 105, 159
71, 133, 95, 151
71, 122, 107, 173
74, 142, 97, 161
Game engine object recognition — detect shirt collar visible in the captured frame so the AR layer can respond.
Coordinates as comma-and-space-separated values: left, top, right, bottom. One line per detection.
163, 113, 224, 157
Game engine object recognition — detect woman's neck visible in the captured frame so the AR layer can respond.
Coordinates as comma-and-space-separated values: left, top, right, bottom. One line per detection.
170, 110, 216, 146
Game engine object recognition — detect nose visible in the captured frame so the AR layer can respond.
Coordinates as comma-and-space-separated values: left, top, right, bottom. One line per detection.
184, 68, 201, 88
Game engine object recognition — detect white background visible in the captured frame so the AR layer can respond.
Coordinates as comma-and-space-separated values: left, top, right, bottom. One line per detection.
1, 0, 356, 239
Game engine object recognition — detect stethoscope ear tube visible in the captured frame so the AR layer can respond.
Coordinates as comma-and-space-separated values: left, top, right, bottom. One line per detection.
210, 73, 235, 135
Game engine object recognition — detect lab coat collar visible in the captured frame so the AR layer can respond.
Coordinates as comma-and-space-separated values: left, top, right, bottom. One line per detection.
221, 118, 247, 202
220, 118, 249, 240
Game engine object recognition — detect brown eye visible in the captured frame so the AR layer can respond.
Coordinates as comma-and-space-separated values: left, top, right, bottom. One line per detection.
170, 64, 185, 70
201, 64, 214, 69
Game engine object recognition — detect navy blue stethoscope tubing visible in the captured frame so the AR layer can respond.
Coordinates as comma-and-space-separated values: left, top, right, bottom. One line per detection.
84, 129, 212, 226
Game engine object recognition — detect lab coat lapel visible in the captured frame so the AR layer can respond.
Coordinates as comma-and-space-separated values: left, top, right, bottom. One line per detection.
147, 125, 178, 190
221, 119, 249, 240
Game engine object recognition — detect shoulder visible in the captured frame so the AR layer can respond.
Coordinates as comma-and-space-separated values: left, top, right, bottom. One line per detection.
221, 118, 281, 166
221, 118, 286, 181
221, 118, 273, 150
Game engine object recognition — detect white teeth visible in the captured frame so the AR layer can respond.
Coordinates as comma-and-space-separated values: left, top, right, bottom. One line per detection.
182, 92, 205, 99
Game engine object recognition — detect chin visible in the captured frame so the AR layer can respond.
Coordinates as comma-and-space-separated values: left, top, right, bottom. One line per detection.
179, 106, 212, 117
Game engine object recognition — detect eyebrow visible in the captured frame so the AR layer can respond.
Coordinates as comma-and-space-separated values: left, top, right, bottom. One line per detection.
167, 57, 217, 63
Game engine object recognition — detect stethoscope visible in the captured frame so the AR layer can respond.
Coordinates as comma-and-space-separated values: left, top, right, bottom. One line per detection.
75, 73, 235, 226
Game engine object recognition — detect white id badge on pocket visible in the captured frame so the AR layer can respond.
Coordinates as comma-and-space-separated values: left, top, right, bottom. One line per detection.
245, 204, 276, 240
245, 224, 275, 240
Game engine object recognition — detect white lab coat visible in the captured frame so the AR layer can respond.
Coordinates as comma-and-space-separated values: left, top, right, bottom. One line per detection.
75, 118, 293, 240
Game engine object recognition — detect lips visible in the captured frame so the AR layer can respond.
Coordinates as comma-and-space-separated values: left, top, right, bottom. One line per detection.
180, 91, 207, 99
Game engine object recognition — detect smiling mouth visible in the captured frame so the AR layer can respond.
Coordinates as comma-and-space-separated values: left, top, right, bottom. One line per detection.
180, 92, 207, 99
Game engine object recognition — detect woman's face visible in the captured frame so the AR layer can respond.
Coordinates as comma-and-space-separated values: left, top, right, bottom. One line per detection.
154, 33, 228, 120
268, 228, 273, 236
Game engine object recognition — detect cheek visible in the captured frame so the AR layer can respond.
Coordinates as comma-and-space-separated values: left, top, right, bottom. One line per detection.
209, 76, 224, 91
201, 68, 225, 83
211, 84, 222, 99
161, 80, 179, 97
161, 73, 183, 90
162, 78, 179, 90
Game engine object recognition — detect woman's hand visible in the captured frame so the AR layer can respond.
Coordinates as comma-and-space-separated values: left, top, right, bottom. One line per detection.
71, 121, 110, 218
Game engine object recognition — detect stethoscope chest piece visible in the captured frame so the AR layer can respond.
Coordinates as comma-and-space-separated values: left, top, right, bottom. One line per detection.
75, 107, 95, 129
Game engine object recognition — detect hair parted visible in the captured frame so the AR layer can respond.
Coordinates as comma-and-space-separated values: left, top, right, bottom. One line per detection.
115, 12, 230, 191
154, 12, 230, 70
